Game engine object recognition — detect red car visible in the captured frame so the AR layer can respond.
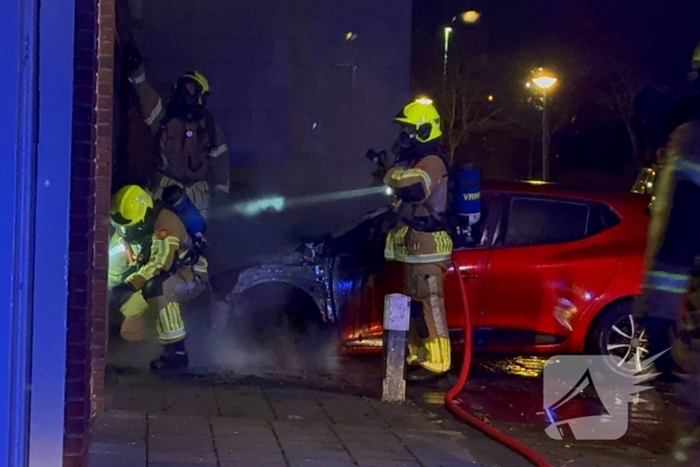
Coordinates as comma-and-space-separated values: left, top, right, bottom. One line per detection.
231, 181, 651, 371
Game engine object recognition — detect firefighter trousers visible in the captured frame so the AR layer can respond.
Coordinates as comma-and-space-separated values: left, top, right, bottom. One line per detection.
120, 266, 208, 344
403, 262, 451, 374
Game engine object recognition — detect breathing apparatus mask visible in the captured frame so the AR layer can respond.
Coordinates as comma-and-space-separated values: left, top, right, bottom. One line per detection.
168, 75, 208, 122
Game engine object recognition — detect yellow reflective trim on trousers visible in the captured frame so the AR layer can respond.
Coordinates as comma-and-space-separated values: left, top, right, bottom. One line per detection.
158, 302, 185, 342
421, 337, 450, 374
427, 275, 448, 338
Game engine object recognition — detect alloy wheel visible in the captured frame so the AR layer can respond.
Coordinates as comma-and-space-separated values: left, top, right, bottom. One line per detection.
606, 314, 650, 373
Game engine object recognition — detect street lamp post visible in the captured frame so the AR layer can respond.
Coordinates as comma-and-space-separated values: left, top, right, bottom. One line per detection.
442, 11, 480, 86
531, 75, 557, 182
443, 26, 452, 85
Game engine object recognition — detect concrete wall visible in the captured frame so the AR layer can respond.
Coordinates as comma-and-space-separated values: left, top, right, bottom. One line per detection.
131, 0, 412, 196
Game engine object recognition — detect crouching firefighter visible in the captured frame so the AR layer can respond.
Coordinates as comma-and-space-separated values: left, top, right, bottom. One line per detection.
383, 98, 453, 382
634, 77, 700, 461
108, 185, 209, 371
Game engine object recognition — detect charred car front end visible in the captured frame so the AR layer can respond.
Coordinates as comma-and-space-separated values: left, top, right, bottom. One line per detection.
227, 208, 395, 332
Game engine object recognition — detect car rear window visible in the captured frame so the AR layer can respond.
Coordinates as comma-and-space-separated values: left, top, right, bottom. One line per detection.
504, 197, 619, 246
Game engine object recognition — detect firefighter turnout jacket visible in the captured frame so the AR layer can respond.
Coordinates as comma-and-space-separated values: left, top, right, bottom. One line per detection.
383, 154, 453, 264
642, 121, 700, 321
129, 69, 230, 194
124, 208, 208, 292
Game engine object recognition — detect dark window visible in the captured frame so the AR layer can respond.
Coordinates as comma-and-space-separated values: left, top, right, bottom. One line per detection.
586, 203, 621, 237
504, 197, 615, 246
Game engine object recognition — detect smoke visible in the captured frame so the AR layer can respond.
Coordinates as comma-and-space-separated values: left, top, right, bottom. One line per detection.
181, 298, 342, 378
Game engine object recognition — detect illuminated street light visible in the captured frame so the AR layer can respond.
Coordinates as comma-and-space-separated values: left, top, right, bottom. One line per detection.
443, 10, 481, 85
528, 69, 558, 181
461, 10, 481, 23
532, 76, 557, 90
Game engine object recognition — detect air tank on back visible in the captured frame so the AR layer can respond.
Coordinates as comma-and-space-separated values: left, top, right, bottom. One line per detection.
452, 163, 482, 245
161, 185, 207, 241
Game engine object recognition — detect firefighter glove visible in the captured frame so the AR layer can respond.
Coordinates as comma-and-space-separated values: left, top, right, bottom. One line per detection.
122, 41, 143, 77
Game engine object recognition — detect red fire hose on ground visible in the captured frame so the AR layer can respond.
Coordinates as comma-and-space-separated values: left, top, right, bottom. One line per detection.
445, 260, 553, 467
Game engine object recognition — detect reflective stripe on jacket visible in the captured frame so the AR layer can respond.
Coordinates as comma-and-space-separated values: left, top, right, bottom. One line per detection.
383, 154, 452, 264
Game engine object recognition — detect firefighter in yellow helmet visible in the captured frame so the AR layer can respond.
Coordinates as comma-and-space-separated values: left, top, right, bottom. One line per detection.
108, 185, 209, 370
123, 43, 230, 219
383, 98, 453, 382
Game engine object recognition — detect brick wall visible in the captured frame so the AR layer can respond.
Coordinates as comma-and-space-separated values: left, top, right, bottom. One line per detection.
63, 0, 114, 465
92, 0, 115, 417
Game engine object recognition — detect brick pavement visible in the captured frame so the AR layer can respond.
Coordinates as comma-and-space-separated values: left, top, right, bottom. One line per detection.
89, 373, 485, 467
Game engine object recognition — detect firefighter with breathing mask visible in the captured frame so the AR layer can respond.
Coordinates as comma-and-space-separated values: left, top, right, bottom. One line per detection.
109, 184, 209, 371
383, 98, 453, 382
123, 43, 230, 219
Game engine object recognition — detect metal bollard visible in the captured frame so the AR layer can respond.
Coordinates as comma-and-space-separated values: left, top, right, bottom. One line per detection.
382, 293, 411, 403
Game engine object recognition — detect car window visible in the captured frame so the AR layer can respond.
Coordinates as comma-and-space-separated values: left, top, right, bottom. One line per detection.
504, 197, 597, 246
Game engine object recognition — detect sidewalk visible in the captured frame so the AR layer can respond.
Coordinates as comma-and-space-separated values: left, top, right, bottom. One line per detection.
89, 371, 485, 467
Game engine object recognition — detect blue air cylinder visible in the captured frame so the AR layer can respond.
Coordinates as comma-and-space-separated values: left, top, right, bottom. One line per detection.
454, 164, 482, 225
161, 185, 207, 239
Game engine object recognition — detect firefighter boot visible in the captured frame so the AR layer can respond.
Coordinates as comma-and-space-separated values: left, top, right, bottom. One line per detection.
150, 339, 189, 371
641, 316, 677, 379
407, 337, 451, 383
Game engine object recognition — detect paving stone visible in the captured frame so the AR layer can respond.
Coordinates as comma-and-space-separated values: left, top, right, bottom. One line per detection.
219, 461, 288, 467
367, 399, 439, 429
286, 458, 356, 467
87, 452, 146, 467
89, 441, 146, 457
356, 460, 420, 467
92, 411, 147, 442
216, 387, 276, 420
164, 387, 220, 416
147, 450, 217, 465
216, 438, 280, 452
217, 449, 286, 462
315, 392, 386, 427
393, 429, 480, 467
148, 415, 213, 438
109, 386, 166, 413
149, 464, 220, 467
148, 435, 215, 453
211, 416, 271, 435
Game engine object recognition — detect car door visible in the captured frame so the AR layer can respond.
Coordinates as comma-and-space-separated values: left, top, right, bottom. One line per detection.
332, 209, 399, 348
443, 193, 506, 339
479, 195, 621, 348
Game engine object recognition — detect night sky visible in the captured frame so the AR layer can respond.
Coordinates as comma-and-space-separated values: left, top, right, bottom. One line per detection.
413, 0, 700, 84
411, 0, 700, 178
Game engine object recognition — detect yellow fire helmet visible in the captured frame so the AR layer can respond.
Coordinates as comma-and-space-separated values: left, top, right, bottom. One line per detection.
180, 70, 210, 103
110, 185, 154, 227
394, 97, 443, 143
